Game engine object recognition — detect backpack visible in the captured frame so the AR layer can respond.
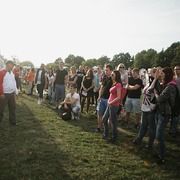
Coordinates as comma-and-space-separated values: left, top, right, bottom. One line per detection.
171, 84, 180, 116
58, 104, 72, 120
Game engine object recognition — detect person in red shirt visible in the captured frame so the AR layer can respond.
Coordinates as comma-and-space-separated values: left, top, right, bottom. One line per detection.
0, 61, 18, 125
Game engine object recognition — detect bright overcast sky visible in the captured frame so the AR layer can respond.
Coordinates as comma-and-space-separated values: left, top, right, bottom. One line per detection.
0, 0, 180, 66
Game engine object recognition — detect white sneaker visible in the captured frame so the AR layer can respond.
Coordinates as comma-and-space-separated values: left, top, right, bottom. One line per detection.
38, 99, 42, 105
71, 112, 74, 120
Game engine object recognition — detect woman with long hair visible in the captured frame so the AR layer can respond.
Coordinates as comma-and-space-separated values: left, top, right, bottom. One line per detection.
154, 67, 178, 165
68, 66, 78, 87
80, 69, 94, 113
46, 68, 55, 102
102, 70, 122, 142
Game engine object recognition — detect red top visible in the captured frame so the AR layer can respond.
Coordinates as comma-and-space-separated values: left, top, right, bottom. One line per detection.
0, 70, 7, 95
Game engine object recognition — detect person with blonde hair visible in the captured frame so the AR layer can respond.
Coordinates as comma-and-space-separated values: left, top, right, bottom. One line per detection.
68, 66, 78, 87
117, 63, 128, 104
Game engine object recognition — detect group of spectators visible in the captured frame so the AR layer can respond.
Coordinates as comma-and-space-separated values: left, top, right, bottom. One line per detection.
0, 59, 180, 166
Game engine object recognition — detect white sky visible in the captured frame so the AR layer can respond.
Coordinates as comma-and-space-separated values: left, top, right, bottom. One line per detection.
0, 0, 180, 66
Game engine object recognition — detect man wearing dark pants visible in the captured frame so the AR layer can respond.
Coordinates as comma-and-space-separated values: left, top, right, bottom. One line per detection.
35, 63, 47, 105
53, 60, 68, 109
0, 60, 18, 125
93, 64, 113, 132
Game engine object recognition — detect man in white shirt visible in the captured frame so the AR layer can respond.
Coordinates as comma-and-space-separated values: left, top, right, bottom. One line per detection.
0, 60, 18, 125
60, 84, 80, 120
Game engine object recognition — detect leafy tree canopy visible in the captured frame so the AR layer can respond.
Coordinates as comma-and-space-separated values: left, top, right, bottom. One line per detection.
19, 61, 34, 68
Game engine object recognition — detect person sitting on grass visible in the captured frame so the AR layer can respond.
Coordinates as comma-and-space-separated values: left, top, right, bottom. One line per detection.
59, 84, 80, 120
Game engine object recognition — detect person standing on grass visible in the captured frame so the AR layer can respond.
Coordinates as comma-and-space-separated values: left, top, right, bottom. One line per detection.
92, 66, 103, 108
93, 64, 113, 132
122, 68, 143, 129
154, 67, 178, 165
13, 64, 20, 90
0, 60, 18, 125
35, 63, 47, 105
27, 68, 35, 95
76, 66, 85, 94
80, 69, 94, 114
68, 66, 78, 88
169, 64, 180, 138
102, 70, 122, 142
133, 68, 162, 150
46, 68, 55, 103
53, 60, 68, 109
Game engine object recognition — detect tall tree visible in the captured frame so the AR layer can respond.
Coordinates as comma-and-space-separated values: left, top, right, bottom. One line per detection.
134, 49, 157, 69
111, 53, 133, 69
19, 61, 34, 68
82, 58, 97, 68
171, 44, 180, 67
97, 56, 110, 66
54, 57, 63, 64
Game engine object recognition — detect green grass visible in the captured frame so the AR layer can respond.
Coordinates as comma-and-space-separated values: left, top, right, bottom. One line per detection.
0, 93, 179, 180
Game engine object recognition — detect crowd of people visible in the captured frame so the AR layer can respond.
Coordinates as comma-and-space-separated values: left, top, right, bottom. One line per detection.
0, 59, 180, 166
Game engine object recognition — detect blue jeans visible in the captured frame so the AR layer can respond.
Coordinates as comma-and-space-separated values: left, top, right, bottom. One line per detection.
135, 111, 156, 147
155, 113, 169, 160
55, 84, 65, 102
170, 116, 179, 133
98, 98, 108, 116
103, 105, 119, 138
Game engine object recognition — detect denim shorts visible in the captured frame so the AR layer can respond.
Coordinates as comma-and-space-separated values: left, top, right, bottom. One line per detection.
98, 98, 108, 116
125, 97, 141, 113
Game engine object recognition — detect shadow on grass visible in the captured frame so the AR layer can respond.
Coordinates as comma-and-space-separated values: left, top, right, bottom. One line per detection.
118, 123, 180, 179
0, 98, 74, 179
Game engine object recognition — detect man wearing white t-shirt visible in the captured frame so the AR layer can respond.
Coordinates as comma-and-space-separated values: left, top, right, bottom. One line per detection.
60, 84, 80, 120
0, 60, 18, 125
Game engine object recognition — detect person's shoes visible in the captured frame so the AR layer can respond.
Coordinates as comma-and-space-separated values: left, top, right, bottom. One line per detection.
134, 124, 140, 129
142, 145, 152, 151
71, 113, 74, 120
102, 135, 108, 140
109, 137, 117, 143
121, 121, 129, 127
132, 140, 140, 145
93, 128, 101, 133
152, 154, 161, 159
74, 112, 80, 120
52, 106, 58, 110
155, 159, 165, 165
38, 99, 42, 105
10, 123, 18, 126
170, 132, 177, 138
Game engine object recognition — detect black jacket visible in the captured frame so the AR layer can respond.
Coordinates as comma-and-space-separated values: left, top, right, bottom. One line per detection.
157, 82, 177, 115
35, 69, 46, 87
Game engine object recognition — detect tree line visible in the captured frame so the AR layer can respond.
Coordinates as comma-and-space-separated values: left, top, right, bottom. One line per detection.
1, 42, 180, 70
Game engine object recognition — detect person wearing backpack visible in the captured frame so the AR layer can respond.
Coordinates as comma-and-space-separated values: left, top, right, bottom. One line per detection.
154, 67, 177, 165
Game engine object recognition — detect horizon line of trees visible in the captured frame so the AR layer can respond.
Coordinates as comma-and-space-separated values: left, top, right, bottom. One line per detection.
1, 41, 180, 70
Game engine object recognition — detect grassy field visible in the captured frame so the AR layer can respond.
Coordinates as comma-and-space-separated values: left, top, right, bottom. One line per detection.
0, 93, 179, 180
